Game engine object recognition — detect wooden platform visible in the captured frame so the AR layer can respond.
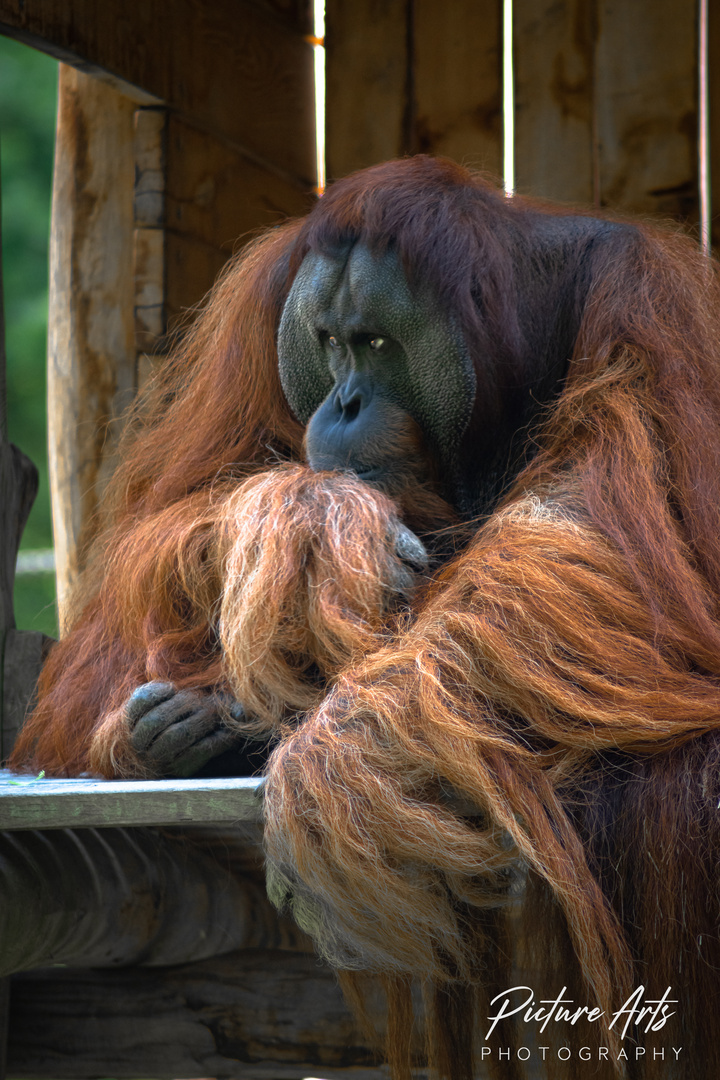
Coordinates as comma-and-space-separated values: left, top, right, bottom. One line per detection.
0, 769, 265, 830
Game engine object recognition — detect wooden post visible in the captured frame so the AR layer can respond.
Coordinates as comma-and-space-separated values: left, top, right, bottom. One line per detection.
47, 67, 138, 629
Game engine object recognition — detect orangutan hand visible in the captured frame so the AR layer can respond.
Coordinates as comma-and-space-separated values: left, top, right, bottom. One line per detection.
124, 681, 250, 778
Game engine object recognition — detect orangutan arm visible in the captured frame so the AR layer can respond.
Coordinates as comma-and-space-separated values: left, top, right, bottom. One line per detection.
88, 466, 428, 778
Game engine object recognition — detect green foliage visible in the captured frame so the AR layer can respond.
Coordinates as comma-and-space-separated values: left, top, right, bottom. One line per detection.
1, 35, 59, 636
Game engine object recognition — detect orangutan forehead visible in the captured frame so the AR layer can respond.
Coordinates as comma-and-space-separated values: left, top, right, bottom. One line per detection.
293, 242, 432, 329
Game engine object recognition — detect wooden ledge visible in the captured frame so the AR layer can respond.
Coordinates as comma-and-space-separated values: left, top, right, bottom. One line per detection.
0, 769, 265, 830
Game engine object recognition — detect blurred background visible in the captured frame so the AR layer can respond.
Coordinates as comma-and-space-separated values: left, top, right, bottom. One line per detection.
1, 35, 58, 636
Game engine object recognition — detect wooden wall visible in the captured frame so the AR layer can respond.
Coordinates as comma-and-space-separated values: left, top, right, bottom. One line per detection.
325, 0, 503, 179
326, 0, 707, 227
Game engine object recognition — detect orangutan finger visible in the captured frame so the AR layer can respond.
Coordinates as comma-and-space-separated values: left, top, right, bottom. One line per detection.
129, 689, 213, 752
167, 728, 251, 779
138, 704, 219, 764
124, 681, 176, 724
214, 692, 248, 725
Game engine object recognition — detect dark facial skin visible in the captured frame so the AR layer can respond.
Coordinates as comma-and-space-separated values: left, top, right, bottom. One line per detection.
277, 242, 475, 508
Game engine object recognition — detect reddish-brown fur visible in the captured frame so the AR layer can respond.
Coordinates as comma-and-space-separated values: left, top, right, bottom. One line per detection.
12, 157, 720, 1078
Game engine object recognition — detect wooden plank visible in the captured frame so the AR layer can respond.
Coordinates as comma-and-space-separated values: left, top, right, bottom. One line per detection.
325, 0, 502, 182
163, 117, 315, 331
413, 0, 502, 175
0, 0, 316, 184
0, 771, 264, 829
165, 115, 314, 251
514, 0, 596, 203
325, 0, 409, 178
47, 66, 137, 628
595, 0, 698, 219
8, 952, 396, 1079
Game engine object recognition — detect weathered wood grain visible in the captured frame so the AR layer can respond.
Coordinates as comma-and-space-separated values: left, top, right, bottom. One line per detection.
7, 951, 400, 1079
133, 106, 167, 360
515, 0, 698, 218
0, 770, 264, 830
413, 0, 502, 176
1, 630, 53, 760
165, 115, 314, 251
47, 67, 137, 627
595, 0, 698, 219
0, 823, 312, 976
514, 0, 597, 203
325, 0, 409, 179
325, 0, 502, 182
134, 107, 167, 229
0, 0, 316, 184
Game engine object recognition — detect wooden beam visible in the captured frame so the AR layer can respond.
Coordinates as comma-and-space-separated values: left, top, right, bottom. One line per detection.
8, 952, 390, 1079
0, 771, 264, 830
0, 0, 315, 184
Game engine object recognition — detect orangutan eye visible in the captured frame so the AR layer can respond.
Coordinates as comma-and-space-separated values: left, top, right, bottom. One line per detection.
369, 337, 386, 351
